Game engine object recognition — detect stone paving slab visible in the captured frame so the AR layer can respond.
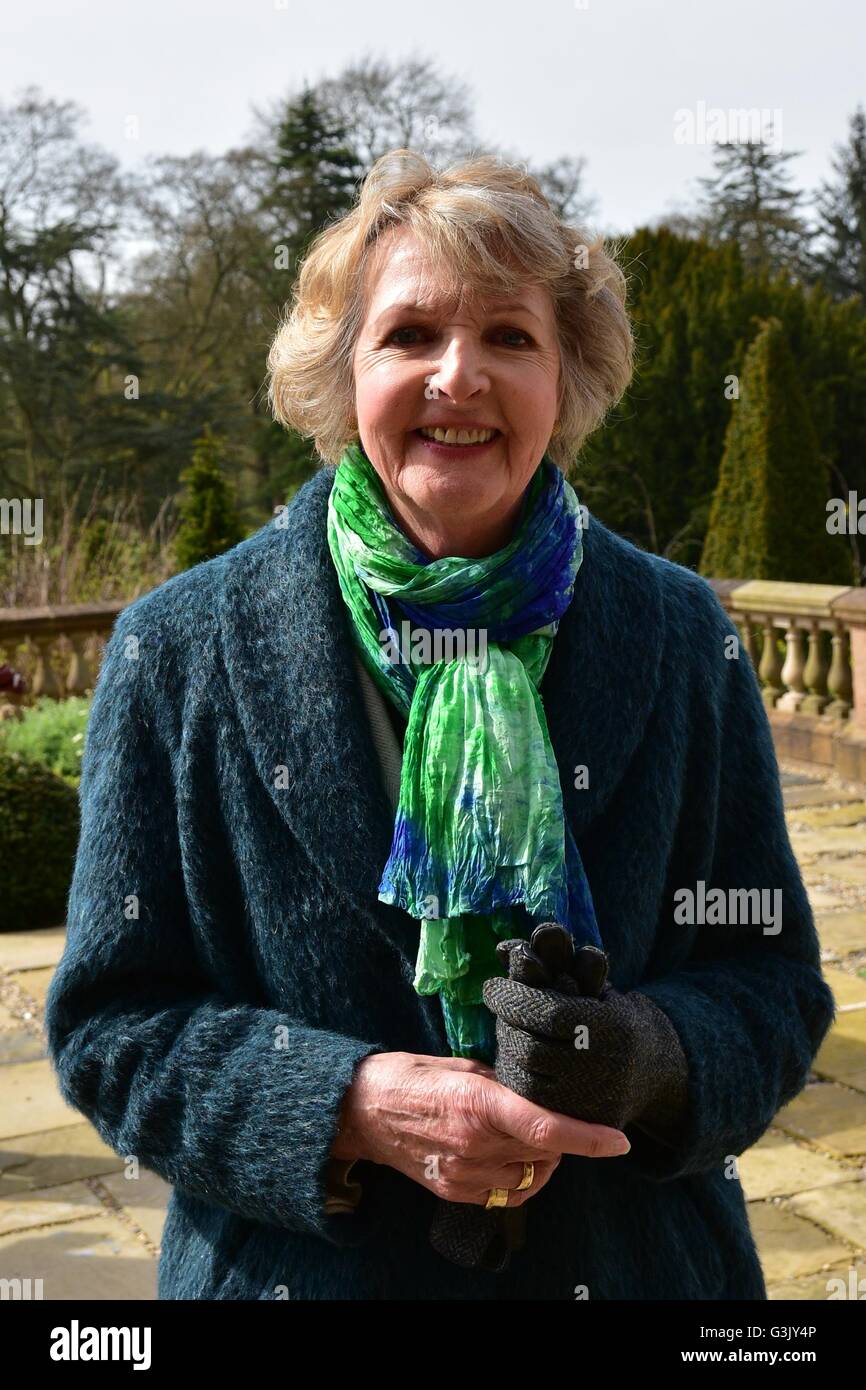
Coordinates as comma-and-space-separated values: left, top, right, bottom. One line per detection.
813, 1009, 866, 1082
0, 1179, 104, 1238
816, 860, 866, 888
98, 1169, 172, 1250
738, 1130, 860, 1201
787, 1180, 866, 1250
6, 967, 54, 1011
822, 966, 866, 1007
804, 887, 851, 912
832, 1068, 866, 1095
0, 1025, 46, 1066
788, 828, 866, 861
782, 784, 864, 809
774, 1081, 866, 1157
787, 802, 866, 829
0, 1122, 125, 1196
747, 1201, 853, 1284
0, 1060, 81, 1141
818, 913, 866, 958
0, 926, 65, 973
0, 1213, 158, 1300
767, 1254, 866, 1300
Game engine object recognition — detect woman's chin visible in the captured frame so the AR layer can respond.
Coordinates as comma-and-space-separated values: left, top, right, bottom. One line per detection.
408, 481, 503, 528
398, 457, 506, 508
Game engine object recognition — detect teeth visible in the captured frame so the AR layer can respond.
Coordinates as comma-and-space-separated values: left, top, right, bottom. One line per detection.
418, 427, 497, 445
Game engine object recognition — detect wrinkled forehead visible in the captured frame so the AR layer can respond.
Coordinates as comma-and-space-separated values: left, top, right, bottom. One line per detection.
359, 224, 534, 324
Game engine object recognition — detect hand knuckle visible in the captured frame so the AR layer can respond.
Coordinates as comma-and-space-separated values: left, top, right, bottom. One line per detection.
526, 1114, 553, 1149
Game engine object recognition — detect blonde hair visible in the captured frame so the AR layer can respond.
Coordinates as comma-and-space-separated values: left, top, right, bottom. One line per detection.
266, 148, 634, 470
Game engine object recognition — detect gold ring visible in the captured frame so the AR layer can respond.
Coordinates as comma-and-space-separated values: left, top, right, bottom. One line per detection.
485, 1187, 510, 1209
515, 1161, 535, 1191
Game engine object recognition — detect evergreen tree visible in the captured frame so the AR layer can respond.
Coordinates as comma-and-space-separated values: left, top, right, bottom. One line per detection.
261, 86, 364, 279
575, 229, 751, 562
575, 225, 866, 563
810, 105, 866, 304
699, 318, 853, 583
174, 427, 245, 570
249, 88, 364, 506
696, 126, 811, 279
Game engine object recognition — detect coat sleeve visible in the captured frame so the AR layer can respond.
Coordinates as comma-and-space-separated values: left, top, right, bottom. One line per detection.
625, 580, 837, 1180
44, 608, 386, 1244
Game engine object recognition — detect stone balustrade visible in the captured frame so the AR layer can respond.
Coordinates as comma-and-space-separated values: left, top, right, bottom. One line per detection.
1, 583, 866, 781
0, 602, 125, 702
708, 578, 866, 783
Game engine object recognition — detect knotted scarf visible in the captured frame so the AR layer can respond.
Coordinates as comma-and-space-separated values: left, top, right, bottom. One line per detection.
327, 440, 602, 1063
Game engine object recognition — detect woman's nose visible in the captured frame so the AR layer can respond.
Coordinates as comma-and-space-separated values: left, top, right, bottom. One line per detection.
427, 335, 491, 400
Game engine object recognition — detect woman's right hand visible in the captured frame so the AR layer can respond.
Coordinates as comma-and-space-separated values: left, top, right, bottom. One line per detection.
331, 1050, 632, 1207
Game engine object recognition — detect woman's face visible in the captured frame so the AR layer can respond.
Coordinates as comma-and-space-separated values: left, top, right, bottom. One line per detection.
352, 228, 561, 559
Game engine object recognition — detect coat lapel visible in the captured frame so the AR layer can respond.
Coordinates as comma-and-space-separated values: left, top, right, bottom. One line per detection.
218, 468, 399, 907
541, 507, 666, 840
218, 466, 666, 942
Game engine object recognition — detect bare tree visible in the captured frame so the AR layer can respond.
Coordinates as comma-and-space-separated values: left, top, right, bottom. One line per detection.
291, 50, 478, 172
0, 86, 132, 497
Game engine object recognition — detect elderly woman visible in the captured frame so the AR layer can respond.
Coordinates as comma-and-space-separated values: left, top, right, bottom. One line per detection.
45, 149, 834, 1301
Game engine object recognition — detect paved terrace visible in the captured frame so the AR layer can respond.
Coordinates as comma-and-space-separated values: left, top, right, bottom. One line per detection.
1, 763, 865, 1300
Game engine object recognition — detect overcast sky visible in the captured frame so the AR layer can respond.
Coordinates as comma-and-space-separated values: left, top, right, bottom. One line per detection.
4, 0, 863, 235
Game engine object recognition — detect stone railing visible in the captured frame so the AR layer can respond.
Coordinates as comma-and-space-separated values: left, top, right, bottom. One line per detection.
2, 584, 866, 782
708, 579, 866, 783
0, 602, 125, 705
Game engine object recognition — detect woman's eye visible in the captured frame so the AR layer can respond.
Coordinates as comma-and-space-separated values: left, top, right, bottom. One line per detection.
497, 327, 531, 347
386, 325, 532, 348
388, 326, 425, 346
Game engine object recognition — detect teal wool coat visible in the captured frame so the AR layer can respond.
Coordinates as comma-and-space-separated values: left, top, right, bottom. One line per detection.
45, 465, 836, 1300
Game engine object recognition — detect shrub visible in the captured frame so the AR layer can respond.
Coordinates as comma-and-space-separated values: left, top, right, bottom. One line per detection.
0, 752, 80, 930
174, 426, 245, 570
699, 317, 854, 583
0, 697, 91, 785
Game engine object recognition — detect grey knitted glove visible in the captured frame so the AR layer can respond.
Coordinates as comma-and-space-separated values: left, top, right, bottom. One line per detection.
429, 923, 629, 1273
481, 925, 689, 1143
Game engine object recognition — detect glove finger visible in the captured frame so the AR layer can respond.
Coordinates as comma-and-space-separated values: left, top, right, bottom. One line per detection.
528, 923, 575, 978
496, 939, 551, 988
570, 946, 610, 998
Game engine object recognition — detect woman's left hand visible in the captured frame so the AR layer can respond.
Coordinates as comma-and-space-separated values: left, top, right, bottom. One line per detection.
481, 936, 689, 1139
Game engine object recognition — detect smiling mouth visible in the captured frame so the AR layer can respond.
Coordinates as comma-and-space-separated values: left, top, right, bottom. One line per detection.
413, 427, 501, 446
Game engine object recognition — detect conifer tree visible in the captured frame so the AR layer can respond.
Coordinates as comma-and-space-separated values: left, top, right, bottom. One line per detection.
262, 86, 363, 279
174, 427, 245, 570
252, 87, 363, 505
810, 105, 866, 304
696, 127, 811, 279
699, 317, 853, 582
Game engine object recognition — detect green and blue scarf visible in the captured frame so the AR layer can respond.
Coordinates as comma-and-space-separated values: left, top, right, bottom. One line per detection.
327, 441, 601, 1063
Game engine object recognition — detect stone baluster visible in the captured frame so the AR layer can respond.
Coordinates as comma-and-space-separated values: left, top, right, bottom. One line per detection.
801, 622, 830, 715
738, 617, 758, 667
67, 631, 95, 696
758, 617, 784, 709
825, 622, 853, 719
778, 620, 807, 711
30, 633, 63, 698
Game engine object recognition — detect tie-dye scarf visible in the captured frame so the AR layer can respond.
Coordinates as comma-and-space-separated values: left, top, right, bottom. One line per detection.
327, 440, 601, 1062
